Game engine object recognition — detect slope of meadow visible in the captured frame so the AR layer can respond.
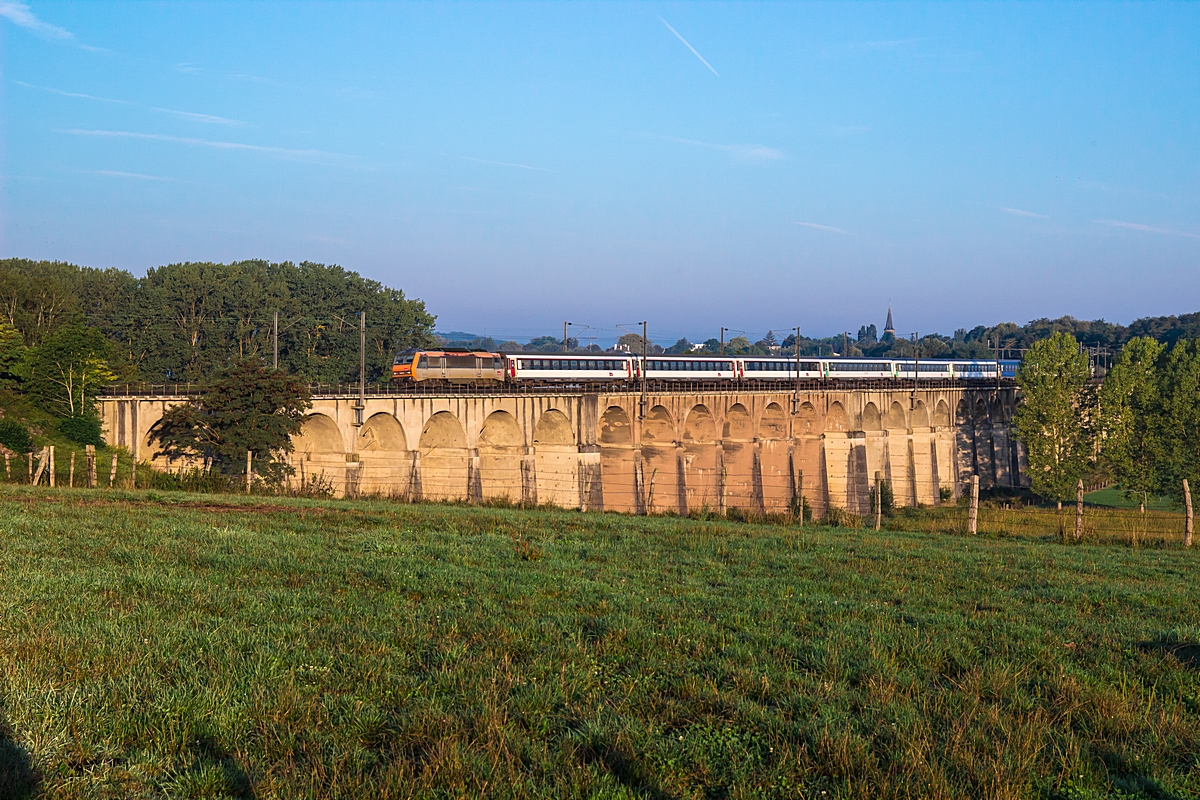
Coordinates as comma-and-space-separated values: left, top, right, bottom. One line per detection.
0, 488, 1197, 799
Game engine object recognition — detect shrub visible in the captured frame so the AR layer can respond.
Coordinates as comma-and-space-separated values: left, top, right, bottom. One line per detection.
59, 415, 103, 446
0, 419, 32, 454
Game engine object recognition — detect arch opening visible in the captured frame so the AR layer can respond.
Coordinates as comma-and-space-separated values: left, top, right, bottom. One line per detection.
599, 406, 632, 445
723, 403, 753, 441
683, 405, 717, 443
862, 403, 881, 431
534, 409, 573, 446
760, 403, 786, 440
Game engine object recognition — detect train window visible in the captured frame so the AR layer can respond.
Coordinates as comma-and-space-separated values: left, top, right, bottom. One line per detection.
567, 360, 576, 369
493, 358, 502, 369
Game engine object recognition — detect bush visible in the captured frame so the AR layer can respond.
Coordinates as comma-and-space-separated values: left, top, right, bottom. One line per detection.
0, 419, 32, 454
59, 415, 104, 446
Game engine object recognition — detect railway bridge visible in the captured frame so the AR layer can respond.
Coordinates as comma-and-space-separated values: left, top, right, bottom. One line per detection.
97, 385, 1026, 517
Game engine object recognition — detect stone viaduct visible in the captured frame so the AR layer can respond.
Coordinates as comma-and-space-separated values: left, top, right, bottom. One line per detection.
97, 386, 1026, 517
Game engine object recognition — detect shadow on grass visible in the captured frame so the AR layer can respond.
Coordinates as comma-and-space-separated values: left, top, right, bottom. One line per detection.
1136, 640, 1200, 671
0, 714, 38, 800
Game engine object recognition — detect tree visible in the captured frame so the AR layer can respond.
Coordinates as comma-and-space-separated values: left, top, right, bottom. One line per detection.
1099, 336, 1166, 508
149, 361, 312, 483
0, 322, 26, 385
726, 335, 752, 354
1013, 331, 1095, 505
763, 330, 778, 348
23, 325, 116, 418
1155, 338, 1200, 502
665, 338, 693, 354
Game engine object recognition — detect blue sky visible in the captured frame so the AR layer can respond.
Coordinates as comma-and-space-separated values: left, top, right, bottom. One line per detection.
2, 2, 1197, 346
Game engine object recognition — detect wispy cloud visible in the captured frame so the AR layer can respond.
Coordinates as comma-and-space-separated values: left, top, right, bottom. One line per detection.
57, 129, 343, 165
16, 81, 246, 125
0, 1, 104, 50
999, 206, 1049, 219
640, 133, 783, 162
795, 222, 850, 235
459, 156, 552, 173
1096, 219, 1200, 240
658, 16, 719, 77
93, 170, 170, 181
150, 108, 244, 126
13, 81, 129, 104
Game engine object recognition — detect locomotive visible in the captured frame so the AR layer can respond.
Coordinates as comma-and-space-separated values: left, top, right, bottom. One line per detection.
392, 349, 1018, 385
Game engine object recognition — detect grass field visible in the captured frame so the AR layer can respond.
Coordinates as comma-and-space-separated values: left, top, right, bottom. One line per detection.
1082, 488, 1178, 512
1, 488, 1198, 799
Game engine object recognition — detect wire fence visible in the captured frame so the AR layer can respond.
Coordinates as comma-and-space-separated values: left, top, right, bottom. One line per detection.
6, 447, 1193, 549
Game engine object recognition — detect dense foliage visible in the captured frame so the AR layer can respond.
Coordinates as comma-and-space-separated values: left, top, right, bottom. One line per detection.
1098, 337, 1200, 504
0, 258, 436, 384
1012, 333, 1096, 503
148, 360, 312, 483
1006, 332, 1200, 506
0, 258, 432, 446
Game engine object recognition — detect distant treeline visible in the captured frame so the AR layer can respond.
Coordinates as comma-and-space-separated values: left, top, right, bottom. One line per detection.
440, 311, 1200, 359
0, 259, 436, 384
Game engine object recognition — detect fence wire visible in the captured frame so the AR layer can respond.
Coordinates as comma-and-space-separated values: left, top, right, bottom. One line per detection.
6, 449, 1192, 547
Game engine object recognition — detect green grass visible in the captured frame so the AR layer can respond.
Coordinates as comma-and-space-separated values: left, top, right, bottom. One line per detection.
1, 488, 1199, 799
1083, 488, 1178, 512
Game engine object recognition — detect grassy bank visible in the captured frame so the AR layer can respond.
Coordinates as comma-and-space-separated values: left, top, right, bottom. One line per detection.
0, 488, 1198, 799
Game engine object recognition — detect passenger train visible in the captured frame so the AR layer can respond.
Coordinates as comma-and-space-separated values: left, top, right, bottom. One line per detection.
392, 349, 1020, 385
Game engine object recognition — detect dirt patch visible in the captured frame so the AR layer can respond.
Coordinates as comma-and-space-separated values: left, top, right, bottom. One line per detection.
1137, 641, 1200, 670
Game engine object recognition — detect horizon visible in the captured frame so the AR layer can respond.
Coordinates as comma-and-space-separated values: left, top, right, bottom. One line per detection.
3, 2, 1198, 343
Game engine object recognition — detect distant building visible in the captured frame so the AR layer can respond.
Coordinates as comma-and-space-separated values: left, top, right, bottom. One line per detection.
883, 305, 895, 336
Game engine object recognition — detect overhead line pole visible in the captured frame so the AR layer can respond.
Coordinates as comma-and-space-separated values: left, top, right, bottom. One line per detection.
793, 326, 801, 415
641, 321, 648, 420
357, 310, 366, 426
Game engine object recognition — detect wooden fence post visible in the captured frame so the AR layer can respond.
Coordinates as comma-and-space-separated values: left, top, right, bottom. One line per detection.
875, 471, 882, 531
69, 451, 75, 488
109, 452, 118, 487
27, 452, 33, 483
245, 450, 253, 493
968, 475, 979, 535
86, 445, 96, 488
3, 452, 8, 481
1184, 478, 1193, 548
48, 446, 55, 488
131, 455, 136, 489
1075, 478, 1084, 542
32, 448, 47, 486
797, 470, 804, 528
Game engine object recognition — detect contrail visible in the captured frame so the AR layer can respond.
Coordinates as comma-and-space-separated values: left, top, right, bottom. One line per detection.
658, 16, 719, 77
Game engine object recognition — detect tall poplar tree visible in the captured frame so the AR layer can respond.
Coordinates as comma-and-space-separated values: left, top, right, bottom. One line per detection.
1099, 336, 1166, 508
1013, 331, 1095, 505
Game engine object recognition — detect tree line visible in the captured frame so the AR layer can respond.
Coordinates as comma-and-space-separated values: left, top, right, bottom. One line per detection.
0, 258, 435, 449
443, 310, 1200, 360
1014, 331, 1200, 508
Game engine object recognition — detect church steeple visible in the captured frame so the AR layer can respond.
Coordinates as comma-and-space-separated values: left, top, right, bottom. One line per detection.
883, 305, 895, 336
